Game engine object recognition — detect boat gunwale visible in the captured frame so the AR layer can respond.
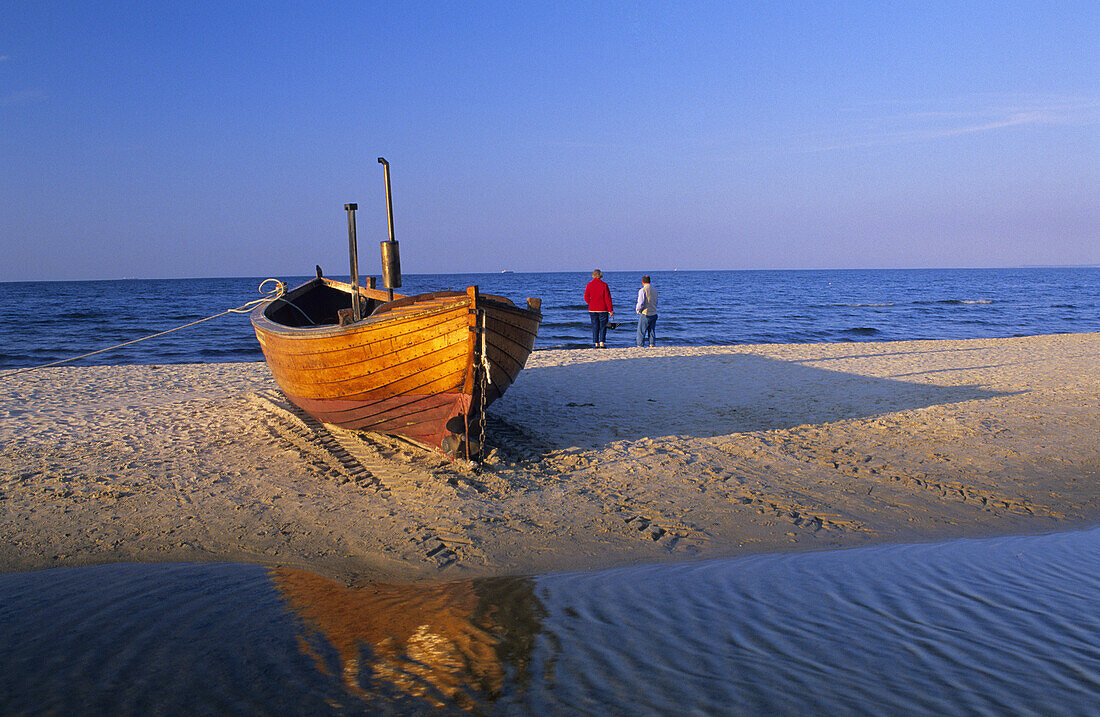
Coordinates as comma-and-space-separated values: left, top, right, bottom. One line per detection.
251, 278, 542, 341
253, 293, 465, 341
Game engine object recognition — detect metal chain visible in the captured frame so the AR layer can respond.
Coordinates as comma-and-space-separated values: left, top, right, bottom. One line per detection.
478, 363, 487, 459
478, 309, 489, 458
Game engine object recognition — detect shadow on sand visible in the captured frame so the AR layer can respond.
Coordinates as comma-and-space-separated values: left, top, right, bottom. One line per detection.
493, 352, 1013, 449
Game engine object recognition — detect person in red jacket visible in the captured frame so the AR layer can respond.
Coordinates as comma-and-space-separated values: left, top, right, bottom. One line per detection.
584, 269, 614, 348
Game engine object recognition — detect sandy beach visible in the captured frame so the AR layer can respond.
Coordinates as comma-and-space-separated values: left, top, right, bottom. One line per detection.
1, 333, 1097, 585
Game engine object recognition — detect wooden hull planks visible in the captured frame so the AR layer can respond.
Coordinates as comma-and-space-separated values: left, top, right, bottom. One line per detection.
252, 278, 541, 455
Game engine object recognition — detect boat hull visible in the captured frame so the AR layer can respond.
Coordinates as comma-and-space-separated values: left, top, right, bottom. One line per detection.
251, 279, 540, 455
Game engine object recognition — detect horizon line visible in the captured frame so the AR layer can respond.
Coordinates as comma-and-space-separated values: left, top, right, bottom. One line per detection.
3, 264, 1098, 284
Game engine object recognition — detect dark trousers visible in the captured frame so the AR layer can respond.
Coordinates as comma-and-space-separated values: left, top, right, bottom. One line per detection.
589, 312, 609, 345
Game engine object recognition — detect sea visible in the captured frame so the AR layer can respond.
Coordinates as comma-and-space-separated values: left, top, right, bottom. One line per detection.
2, 267, 1099, 714
1, 267, 1097, 368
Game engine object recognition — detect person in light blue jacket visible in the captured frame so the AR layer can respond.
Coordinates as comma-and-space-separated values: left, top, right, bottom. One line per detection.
635, 275, 658, 347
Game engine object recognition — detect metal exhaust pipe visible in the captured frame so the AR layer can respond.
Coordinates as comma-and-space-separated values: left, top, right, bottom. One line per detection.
377, 157, 401, 301
345, 203, 361, 321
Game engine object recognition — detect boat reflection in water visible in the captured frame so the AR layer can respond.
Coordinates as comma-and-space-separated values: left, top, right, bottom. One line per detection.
270, 568, 546, 709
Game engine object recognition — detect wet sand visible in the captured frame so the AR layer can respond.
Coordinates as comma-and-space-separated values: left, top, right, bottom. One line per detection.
1, 333, 1097, 584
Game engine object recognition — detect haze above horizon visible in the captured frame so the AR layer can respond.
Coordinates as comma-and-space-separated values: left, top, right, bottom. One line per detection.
2, 2, 1097, 282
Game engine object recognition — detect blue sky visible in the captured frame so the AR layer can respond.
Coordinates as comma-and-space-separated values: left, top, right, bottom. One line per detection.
1, 1, 1096, 281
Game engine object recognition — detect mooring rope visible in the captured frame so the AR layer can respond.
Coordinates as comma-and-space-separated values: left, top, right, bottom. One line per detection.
1, 278, 286, 377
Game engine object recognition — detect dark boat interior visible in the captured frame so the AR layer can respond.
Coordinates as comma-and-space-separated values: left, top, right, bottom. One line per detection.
265, 283, 382, 328
263, 274, 528, 330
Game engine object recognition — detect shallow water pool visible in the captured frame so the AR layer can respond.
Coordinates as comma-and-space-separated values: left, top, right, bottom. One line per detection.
3, 527, 1099, 715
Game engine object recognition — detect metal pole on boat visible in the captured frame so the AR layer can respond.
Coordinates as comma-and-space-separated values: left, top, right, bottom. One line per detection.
377, 157, 401, 302
345, 203, 362, 322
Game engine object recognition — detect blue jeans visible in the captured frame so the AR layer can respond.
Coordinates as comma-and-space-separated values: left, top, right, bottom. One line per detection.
636, 314, 657, 346
589, 312, 609, 345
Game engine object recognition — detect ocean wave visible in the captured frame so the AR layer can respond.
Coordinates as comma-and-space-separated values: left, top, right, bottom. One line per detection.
534, 341, 592, 351
57, 310, 106, 320
198, 346, 263, 357
913, 299, 994, 306
539, 320, 588, 328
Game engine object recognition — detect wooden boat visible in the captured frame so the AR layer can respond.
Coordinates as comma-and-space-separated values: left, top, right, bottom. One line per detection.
251, 271, 542, 457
